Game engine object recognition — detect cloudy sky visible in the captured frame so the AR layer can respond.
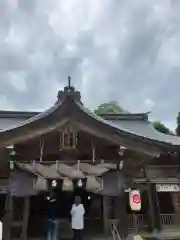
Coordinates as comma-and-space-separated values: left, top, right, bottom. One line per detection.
0, 0, 180, 130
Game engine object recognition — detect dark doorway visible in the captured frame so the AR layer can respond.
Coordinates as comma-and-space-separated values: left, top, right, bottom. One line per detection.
158, 192, 174, 213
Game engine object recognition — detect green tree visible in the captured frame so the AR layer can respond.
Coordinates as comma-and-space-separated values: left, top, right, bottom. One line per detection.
176, 112, 180, 136
94, 101, 126, 114
153, 121, 173, 135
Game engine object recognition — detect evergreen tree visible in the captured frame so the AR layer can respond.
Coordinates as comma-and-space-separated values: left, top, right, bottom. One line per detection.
176, 112, 180, 136
153, 121, 173, 135
94, 101, 127, 114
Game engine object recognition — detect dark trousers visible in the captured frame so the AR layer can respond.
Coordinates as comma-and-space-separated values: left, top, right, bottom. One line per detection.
46, 219, 59, 240
72, 229, 83, 240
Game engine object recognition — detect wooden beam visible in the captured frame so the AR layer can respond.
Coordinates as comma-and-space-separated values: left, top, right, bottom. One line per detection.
1, 119, 68, 146
21, 197, 30, 240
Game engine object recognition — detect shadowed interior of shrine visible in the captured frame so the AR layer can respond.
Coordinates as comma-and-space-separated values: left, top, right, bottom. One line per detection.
11, 191, 104, 238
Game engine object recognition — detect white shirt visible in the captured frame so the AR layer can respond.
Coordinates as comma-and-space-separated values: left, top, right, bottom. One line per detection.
70, 204, 85, 230
0, 221, 2, 240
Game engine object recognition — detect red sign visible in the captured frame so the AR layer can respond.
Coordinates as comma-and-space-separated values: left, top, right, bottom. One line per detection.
132, 194, 141, 204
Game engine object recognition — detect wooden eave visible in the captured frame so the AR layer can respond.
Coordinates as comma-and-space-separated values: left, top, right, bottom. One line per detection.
0, 94, 174, 157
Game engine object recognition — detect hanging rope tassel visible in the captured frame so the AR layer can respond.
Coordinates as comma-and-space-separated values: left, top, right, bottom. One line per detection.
77, 160, 80, 172
56, 160, 59, 171
92, 141, 96, 164
40, 139, 44, 163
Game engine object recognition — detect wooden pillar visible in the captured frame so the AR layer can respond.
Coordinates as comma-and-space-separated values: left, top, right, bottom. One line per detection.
21, 197, 30, 240
114, 196, 121, 219
154, 186, 161, 230
116, 193, 128, 240
102, 196, 109, 234
147, 183, 156, 231
3, 194, 13, 240
145, 166, 160, 232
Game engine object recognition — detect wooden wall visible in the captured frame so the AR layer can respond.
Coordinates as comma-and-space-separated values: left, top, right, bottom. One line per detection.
0, 148, 9, 179
14, 130, 118, 162
172, 192, 180, 214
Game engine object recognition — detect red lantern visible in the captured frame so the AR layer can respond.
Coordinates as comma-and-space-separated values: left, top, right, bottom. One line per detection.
129, 189, 141, 211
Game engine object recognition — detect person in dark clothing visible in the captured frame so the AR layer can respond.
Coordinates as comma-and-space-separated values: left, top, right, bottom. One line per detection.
44, 190, 59, 240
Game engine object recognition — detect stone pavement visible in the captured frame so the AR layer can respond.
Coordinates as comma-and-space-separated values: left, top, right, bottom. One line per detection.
126, 234, 145, 240
133, 235, 144, 240
141, 228, 180, 239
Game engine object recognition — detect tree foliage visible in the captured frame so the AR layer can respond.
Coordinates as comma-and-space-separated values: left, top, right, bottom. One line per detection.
153, 121, 173, 135
94, 101, 126, 114
175, 112, 180, 136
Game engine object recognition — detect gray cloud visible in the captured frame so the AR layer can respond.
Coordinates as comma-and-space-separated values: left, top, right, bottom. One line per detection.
0, 0, 180, 130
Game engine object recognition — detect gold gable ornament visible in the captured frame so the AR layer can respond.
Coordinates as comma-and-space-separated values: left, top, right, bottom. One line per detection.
59, 123, 77, 150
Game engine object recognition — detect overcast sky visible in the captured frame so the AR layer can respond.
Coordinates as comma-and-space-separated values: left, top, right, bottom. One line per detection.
0, 0, 180, 130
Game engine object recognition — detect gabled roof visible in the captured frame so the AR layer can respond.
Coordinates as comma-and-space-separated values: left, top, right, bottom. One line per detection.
75, 100, 180, 146
108, 119, 180, 146
0, 84, 179, 157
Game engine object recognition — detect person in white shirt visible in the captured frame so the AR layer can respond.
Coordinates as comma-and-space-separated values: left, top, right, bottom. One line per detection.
70, 196, 85, 240
0, 220, 2, 240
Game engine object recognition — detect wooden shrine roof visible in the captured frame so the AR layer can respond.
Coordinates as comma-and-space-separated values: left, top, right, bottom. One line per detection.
0, 83, 179, 157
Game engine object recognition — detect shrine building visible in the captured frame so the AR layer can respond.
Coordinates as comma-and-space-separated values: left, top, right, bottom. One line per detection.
0, 79, 180, 239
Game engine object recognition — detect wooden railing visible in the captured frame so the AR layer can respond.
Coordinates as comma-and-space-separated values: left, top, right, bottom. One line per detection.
128, 214, 148, 231
160, 214, 180, 226
108, 214, 148, 232
109, 214, 180, 233
129, 214, 180, 229
110, 222, 122, 240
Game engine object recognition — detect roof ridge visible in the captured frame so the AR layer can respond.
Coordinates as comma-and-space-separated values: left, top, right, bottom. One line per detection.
0, 110, 40, 118
100, 112, 149, 121
98, 112, 150, 116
